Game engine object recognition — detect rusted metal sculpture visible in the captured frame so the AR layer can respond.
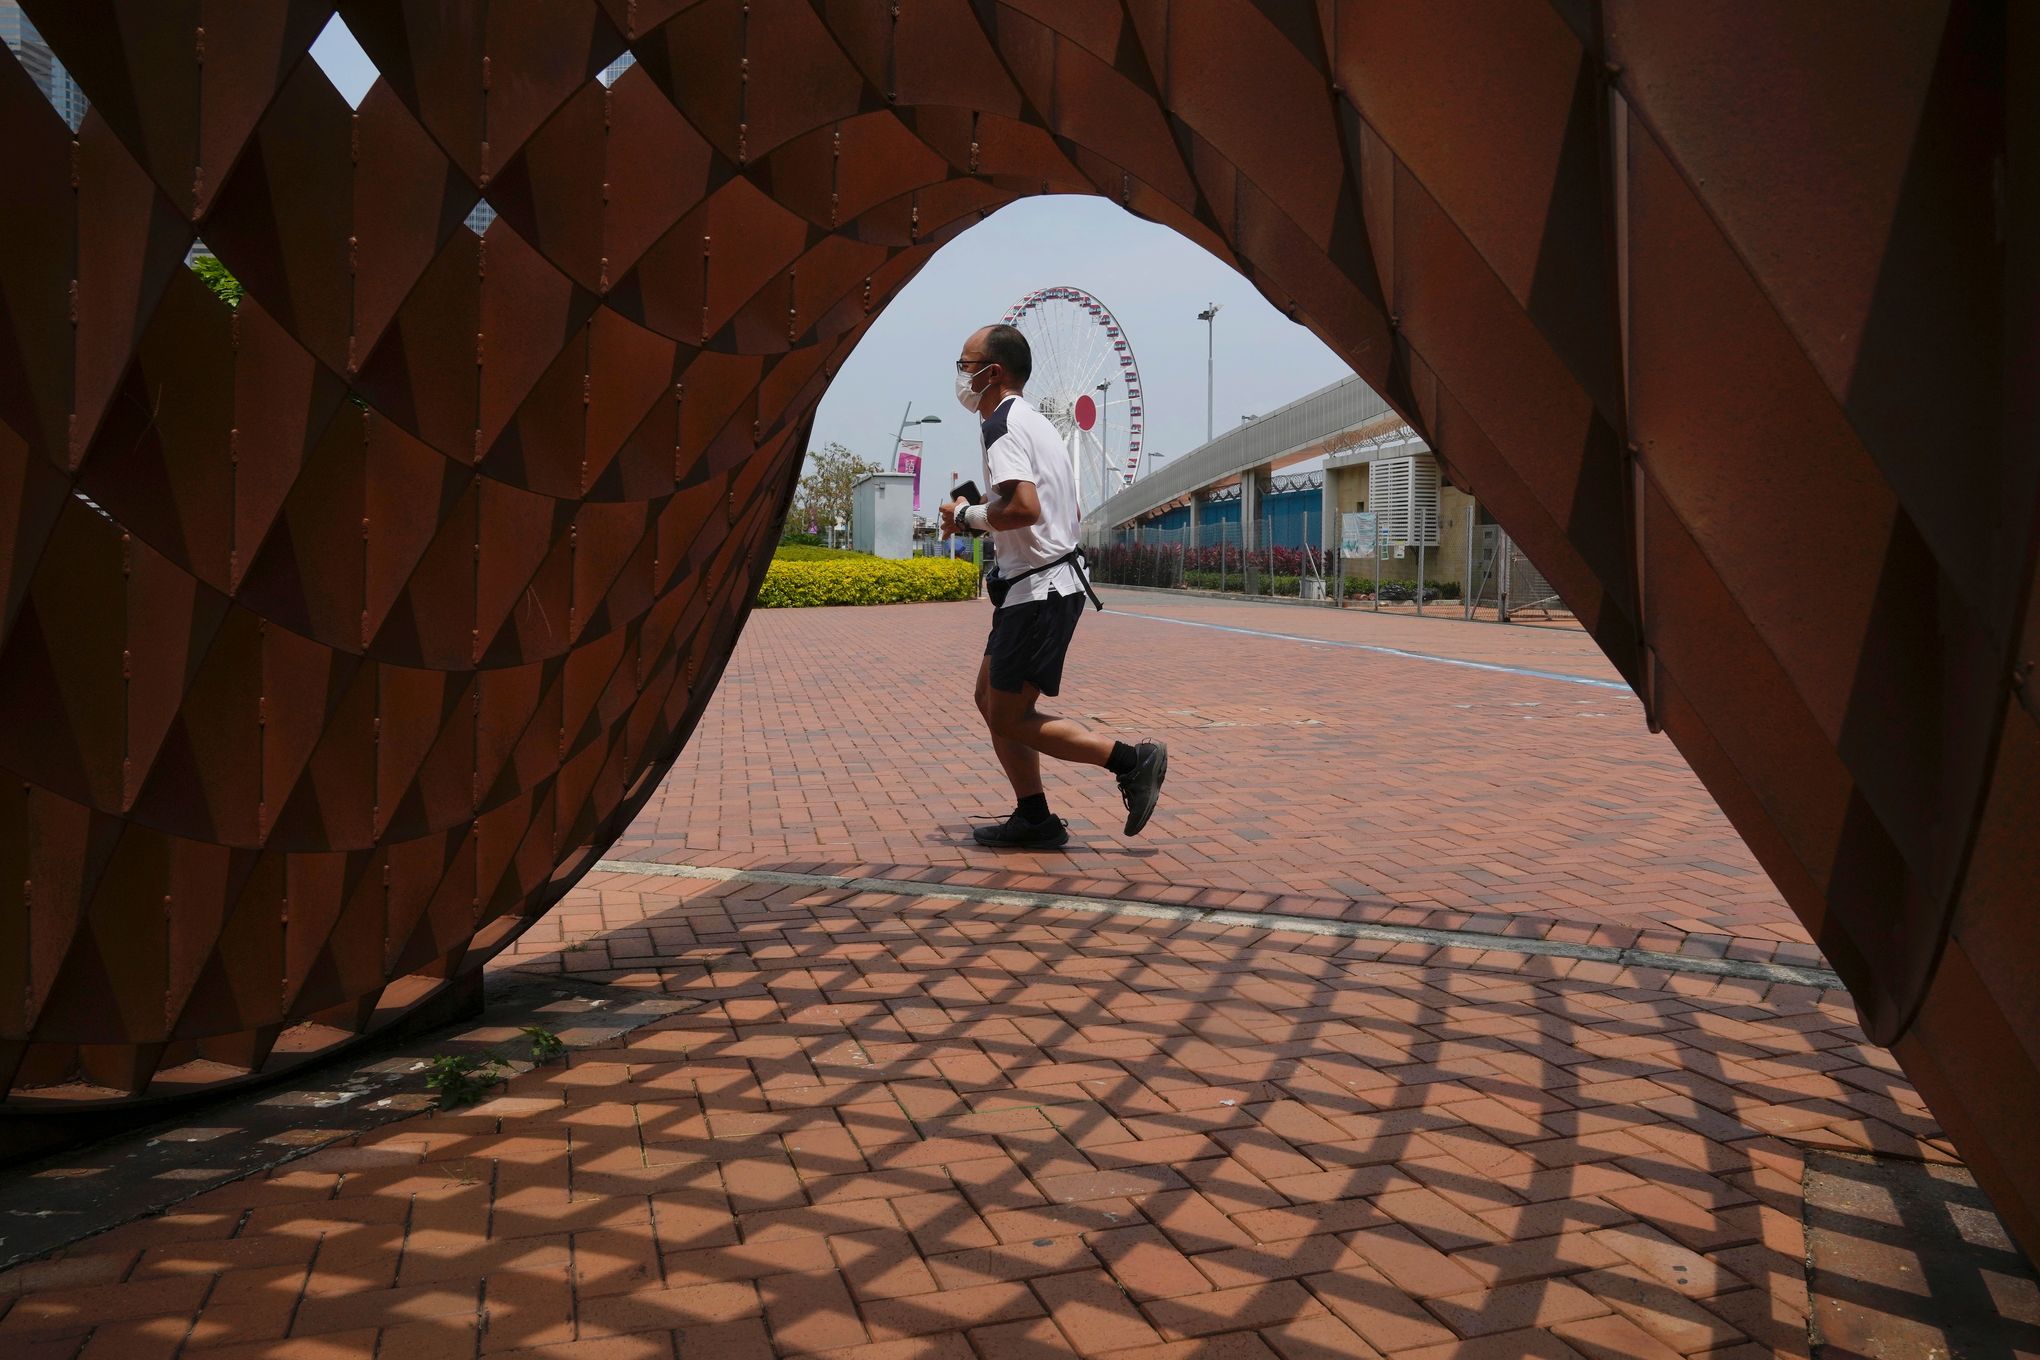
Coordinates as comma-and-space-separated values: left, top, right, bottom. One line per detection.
0, 0, 2030, 1246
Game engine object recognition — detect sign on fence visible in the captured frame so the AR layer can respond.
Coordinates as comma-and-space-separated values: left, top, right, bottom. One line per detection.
1340, 511, 1377, 559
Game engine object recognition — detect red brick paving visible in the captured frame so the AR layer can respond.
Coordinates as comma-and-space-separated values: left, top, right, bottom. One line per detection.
0, 873, 1954, 1357
600, 592, 1808, 959
0, 597, 1993, 1356
1091, 594, 1601, 675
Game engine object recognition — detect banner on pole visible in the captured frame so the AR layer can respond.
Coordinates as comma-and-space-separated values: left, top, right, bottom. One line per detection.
1340, 511, 1377, 559
895, 439, 923, 512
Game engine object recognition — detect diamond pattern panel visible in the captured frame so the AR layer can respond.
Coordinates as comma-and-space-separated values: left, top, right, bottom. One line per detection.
0, 0, 2030, 1258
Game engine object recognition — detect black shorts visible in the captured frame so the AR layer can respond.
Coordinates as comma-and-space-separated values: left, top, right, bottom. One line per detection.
985, 591, 1085, 695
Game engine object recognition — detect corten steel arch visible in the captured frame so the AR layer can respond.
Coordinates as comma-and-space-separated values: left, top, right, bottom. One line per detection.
0, 0, 2031, 1241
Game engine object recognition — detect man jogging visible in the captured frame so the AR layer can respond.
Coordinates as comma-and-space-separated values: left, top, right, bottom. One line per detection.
941, 324, 1167, 849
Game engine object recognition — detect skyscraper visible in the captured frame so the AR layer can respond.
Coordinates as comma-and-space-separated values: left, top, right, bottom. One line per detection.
0, 2, 86, 130
599, 51, 636, 86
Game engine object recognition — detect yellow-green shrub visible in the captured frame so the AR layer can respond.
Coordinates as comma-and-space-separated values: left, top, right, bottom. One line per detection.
772, 545, 867, 561
757, 556, 979, 607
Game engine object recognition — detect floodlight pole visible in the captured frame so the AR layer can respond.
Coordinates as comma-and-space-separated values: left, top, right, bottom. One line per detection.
1197, 304, 1222, 444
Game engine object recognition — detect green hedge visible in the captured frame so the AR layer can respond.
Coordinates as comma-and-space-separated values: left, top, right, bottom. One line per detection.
1183, 569, 1306, 595
772, 544, 867, 561
1173, 570, 1460, 601
1346, 578, 1460, 602
758, 556, 979, 607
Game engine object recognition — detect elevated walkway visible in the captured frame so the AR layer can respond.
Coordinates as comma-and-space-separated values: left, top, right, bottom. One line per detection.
1086, 374, 1398, 536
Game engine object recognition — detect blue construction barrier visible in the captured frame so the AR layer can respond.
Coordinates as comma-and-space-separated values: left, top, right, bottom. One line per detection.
1124, 487, 1318, 549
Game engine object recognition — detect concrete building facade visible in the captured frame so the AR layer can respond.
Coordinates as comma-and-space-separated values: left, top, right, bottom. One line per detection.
1093, 375, 1511, 600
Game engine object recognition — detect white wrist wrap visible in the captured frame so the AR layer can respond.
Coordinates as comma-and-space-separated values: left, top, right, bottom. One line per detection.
963, 504, 990, 532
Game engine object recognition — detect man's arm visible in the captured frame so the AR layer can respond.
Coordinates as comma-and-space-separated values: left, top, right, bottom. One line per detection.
948, 478, 1040, 532
985, 478, 1041, 530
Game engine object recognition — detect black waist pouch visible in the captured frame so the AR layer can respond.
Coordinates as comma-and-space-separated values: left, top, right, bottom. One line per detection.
984, 549, 1101, 612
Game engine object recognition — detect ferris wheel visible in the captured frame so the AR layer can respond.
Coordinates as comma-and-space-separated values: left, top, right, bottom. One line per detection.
1002, 286, 1146, 516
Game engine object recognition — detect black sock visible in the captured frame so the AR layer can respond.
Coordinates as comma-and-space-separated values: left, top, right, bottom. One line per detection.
1105, 742, 1139, 775
1017, 793, 1051, 824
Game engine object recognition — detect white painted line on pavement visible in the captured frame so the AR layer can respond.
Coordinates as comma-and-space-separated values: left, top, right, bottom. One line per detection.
590, 859, 1841, 990
1103, 607, 1634, 692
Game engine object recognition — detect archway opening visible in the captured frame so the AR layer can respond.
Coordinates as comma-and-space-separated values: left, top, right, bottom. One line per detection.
0, 0, 2025, 1258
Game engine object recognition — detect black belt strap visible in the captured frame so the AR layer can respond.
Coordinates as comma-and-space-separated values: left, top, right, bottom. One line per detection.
997, 547, 1105, 611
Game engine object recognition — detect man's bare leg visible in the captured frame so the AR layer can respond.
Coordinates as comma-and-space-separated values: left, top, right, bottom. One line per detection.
975, 657, 1044, 800
972, 662, 1166, 846
982, 684, 1115, 766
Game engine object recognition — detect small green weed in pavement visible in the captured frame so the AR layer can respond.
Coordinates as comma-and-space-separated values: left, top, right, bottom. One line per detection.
424, 1054, 505, 1109
522, 1025, 567, 1065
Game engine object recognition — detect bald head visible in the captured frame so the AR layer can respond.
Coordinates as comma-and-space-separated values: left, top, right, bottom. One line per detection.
970, 324, 1032, 387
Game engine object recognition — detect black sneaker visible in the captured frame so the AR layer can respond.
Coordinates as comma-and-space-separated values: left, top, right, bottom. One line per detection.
1116, 740, 1168, 836
973, 812, 1071, 849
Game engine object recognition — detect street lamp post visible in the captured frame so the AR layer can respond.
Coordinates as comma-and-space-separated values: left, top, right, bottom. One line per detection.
1196, 303, 1222, 444
892, 403, 942, 457
1096, 380, 1112, 484
891, 403, 942, 533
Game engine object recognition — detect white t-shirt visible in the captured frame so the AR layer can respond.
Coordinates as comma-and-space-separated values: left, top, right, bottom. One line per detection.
982, 395, 1082, 608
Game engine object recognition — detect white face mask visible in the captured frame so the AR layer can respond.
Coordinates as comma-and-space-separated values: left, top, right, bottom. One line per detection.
955, 365, 990, 412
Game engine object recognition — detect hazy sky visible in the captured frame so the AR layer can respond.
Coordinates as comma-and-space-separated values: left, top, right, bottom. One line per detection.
309, 16, 377, 102
307, 20, 1353, 510
811, 197, 1350, 510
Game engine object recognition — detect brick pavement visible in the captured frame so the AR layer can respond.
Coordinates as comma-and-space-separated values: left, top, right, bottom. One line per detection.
4, 596, 1994, 1357
602, 592, 1809, 961
1083, 594, 1601, 676
0, 872, 1960, 1358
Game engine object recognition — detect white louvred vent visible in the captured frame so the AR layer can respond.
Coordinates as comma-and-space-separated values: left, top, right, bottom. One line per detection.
1367, 456, 1440, 547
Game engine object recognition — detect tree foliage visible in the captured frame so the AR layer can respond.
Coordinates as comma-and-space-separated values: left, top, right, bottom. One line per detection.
790, 441, 880, 535
190, 255, 243, 307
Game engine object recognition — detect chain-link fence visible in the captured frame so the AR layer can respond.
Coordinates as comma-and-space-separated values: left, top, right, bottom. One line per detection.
1469, 524, 1568, 622
1093, 519, 1341, 598
940, 513, 1568, 624
1090, 512, 1576, 626
1095, 515, 1468, 612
